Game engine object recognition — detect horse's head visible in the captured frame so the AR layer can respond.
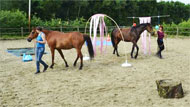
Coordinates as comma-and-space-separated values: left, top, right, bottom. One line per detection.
27, 27, 39, 42
146, 23, 154, 35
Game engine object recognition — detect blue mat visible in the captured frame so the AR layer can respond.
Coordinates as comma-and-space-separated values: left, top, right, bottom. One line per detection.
96, 40, 112, 46
7, 47, 47, 57
86, 40, 112, 46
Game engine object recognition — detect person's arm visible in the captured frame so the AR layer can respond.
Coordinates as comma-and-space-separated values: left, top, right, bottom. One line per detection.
36, 33, 46, 44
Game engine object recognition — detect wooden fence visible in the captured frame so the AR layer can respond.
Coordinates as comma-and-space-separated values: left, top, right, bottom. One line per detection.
0, 26, 190, 37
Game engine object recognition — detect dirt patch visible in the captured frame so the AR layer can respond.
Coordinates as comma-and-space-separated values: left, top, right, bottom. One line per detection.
0, 37, 190, 107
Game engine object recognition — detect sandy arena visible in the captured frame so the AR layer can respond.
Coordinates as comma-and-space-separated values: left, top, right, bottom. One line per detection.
0, 37, 190, 107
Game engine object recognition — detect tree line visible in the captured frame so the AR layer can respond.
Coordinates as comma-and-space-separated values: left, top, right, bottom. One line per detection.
0, 0, 190, 26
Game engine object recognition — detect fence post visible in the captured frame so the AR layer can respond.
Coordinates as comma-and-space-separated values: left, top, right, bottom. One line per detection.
0, 28, 1, 37
21, 27, 23, 37
176, 27, 179, 37
77, 26, 79, 32
60, 26, 62, 32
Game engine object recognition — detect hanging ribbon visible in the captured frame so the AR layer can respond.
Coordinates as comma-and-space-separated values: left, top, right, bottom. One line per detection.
144, 18, 147, 55
86, 14, 124, 56
148, 33, 151, 55
139, 17, 151, 55
139, 18, 144, 53
147, 17, 151, 55
89, 14, 107, 55
99, 17, 104, 54
103, 18, 108, 54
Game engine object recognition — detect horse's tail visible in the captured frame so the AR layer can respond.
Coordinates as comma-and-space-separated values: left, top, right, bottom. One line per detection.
83, 34, 94, 59
111, 28, 116, 47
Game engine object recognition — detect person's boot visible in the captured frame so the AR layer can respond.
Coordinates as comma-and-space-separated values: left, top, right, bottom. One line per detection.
43, 65, 48, 72
159, 53, 163, 59
35, 71, 40, 74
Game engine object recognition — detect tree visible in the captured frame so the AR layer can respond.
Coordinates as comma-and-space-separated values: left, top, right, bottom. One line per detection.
0, 10, 27, 28
0, 0, 190, 26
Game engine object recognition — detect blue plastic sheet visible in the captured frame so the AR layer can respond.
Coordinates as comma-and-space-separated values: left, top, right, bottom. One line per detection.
85, 40, 112, 46
7, 47, 47, 57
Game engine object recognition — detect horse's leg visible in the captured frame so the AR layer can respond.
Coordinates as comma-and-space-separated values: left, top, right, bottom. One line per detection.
57, 49, 69, 67
115, 40, 121, 57
73, 54, 79, 67
131, 44, 135, 58
50, 47, 55, 69
113, 39, 116, 54
115, 46, 119, 57
113, 48, 116, 54
76, 49, 83, 70
134, 44, 139, 59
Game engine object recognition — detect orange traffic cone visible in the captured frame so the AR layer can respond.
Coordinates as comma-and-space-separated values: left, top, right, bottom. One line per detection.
107, 34, 111, 41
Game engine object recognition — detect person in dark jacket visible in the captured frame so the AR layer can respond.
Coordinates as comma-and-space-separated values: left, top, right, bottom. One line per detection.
156, 25, 165, 59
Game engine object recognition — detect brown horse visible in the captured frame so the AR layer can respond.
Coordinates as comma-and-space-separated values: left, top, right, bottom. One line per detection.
27, 28, 94, 70
111, 23, 153, 59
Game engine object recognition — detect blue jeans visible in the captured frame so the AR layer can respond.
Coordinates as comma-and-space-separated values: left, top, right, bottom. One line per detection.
36, 47, 47, 72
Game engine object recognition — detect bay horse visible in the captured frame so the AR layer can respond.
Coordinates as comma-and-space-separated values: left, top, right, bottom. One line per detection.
27, 28, 94, 70
111, 23, 153, 58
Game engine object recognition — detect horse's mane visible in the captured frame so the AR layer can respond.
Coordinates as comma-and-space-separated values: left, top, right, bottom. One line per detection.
131, 23, 151, 31
133, 23, 151, 28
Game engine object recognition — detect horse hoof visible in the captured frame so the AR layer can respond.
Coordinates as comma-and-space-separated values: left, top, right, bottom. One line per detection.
66, 65, 69, 67
79, 67, 82, 70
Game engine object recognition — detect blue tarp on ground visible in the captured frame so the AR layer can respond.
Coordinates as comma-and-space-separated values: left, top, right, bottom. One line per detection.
86, 40, 112, 46
7, 47, 47, 57
96, 40, 112, 46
